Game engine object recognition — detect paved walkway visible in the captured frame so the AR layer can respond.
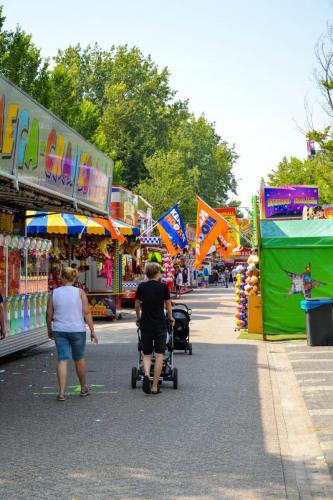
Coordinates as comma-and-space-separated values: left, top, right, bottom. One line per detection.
284, 343, 333, 479
0, 287, 332, 499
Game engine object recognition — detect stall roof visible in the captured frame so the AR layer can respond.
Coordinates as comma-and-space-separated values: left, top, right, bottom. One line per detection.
27, 212, 111, 236
261, 219, 333, 248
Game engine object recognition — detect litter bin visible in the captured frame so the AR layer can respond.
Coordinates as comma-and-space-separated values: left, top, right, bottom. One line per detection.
301, 299, 333, 346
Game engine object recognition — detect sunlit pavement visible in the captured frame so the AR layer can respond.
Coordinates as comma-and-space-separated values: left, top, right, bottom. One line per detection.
1, 286, 332, 499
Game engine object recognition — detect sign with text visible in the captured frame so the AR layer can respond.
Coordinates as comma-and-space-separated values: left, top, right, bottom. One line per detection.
0, 75, 113, 214
261, 186, 318, 219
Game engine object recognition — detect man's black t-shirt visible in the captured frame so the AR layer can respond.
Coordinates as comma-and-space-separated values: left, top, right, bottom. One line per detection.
0, 293, 3, 304
135, 280, 170, 325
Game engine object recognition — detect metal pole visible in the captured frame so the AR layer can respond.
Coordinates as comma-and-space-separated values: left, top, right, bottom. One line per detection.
5, 246, 8, 297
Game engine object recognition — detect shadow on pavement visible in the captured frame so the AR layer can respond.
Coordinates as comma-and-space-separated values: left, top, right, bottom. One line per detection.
0, 337, 289, 499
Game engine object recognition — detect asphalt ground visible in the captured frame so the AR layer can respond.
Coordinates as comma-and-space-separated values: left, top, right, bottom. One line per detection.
0, 287, 288, 500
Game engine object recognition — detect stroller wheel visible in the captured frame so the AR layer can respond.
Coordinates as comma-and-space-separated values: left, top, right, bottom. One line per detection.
172, 367, 178, 390
131, 367, 138, 389
188, 343, 193, 355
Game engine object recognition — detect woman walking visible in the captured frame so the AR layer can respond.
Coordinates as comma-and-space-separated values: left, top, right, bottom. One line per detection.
46, 267, 98, 401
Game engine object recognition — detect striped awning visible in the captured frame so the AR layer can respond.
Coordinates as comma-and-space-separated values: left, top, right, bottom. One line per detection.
27, 212, 111, 236
112, 218, 140, 236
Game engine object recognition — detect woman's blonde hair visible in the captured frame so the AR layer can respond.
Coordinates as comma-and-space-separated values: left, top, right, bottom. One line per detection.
61, 266, 78, 282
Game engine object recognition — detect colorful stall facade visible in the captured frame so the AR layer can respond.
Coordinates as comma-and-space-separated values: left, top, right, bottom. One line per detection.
0, 75, 113, 355
27, 212, 123, 319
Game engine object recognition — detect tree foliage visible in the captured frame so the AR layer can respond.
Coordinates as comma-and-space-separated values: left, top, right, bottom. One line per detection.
137, 151, 199, 222
268, 155, 333, 204
0, 5, 240, 220
0, 6, 50, 105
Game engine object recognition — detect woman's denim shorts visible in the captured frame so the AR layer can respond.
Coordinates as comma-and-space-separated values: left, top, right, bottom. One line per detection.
53, 331, 86, 361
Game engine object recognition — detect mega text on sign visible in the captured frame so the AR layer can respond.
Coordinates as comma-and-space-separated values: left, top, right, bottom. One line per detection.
0, 75, 113, 214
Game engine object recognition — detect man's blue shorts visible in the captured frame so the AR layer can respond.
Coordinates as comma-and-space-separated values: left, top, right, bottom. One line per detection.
53, 331, 86, 361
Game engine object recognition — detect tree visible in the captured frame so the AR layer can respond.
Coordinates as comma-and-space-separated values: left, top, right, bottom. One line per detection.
97, 46, 188, 186
137, 150, 199, 222
0, 6, 50, 106
268, 155, 333, 204
169, 114, 238, 206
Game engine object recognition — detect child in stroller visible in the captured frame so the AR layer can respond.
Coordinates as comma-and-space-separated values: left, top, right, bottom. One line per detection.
131, 321, 178, 389
172, 303, 193, 355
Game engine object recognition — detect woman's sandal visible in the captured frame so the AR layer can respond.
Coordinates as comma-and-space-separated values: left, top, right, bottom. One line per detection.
57, 394, 66, 401
80, 386, 90, 397
151, 387, 161, 395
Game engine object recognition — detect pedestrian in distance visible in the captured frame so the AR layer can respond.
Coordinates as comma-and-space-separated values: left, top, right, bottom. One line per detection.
175, 268, 183, 298
224, 268, 230, 288
135, 262, 175, 395
0, 292, 6, 339
46, 267, 98, 401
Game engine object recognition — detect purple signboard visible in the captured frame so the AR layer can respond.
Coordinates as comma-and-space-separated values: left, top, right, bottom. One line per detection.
261, 186, 319, 218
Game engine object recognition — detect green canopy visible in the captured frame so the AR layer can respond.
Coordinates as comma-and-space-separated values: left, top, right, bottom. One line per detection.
261, 219, 333, 248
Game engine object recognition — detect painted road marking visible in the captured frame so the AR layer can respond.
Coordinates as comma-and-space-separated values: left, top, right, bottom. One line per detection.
33, 384, 118, 397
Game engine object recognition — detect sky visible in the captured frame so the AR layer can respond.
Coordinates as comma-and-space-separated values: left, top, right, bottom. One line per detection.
2, 0, 333, 209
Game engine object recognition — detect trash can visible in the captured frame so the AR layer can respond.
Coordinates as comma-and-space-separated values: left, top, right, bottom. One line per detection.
301, 299, 333, 346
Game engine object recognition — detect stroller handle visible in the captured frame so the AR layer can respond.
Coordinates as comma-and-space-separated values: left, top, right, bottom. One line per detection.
172, 303, 192, 315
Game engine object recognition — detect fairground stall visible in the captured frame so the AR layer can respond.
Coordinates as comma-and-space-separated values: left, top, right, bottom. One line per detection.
0, 74, 113, 355
27, 213, 123, 318
260, 219, 333, 338
240, 185, 330, 340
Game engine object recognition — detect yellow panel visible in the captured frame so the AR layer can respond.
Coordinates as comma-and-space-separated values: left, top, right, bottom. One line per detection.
47, 213, 68, 234
75, 215, 106, 235
248, 295, 263, 334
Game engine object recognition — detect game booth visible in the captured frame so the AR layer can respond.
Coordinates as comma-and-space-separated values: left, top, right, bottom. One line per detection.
260, 219, 333, 338
0, 74, 113, 355
27, 213, 123, 318
236, 185, 333, 340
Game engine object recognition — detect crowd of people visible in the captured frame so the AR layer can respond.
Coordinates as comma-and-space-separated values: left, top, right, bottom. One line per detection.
211, 266, 237, 288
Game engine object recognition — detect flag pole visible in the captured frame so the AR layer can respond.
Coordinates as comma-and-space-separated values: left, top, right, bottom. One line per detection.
138, 201, 182, 240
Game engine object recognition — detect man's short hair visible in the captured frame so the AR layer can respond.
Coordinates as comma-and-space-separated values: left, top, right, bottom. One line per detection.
145, 262, 161, 279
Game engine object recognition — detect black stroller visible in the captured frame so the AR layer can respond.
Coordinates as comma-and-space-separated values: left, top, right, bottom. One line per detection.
172, 303, 193, 355
131, 323, 178, 389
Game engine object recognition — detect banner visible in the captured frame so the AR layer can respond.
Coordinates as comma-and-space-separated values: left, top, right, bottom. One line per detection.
157, 204, 188, 257
0, 75, 113, 215
214, 207, 240, 250
261, 186, 318, 219
195, 198, 229, 269
216, 234, 233, 259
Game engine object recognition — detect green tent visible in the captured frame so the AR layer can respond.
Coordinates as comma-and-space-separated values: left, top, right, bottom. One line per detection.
261, 219, 333, 335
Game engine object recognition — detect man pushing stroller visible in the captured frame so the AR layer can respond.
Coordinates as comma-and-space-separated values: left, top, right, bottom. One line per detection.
135, 262, 175, 395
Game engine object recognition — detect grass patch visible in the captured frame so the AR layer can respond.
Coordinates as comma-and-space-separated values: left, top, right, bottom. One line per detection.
237, 332, 306, 342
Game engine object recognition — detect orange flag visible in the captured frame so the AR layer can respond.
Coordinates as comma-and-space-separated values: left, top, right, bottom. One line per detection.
158, 223, 179, 257
94, 217, 126, 245
195, 197, 229, 269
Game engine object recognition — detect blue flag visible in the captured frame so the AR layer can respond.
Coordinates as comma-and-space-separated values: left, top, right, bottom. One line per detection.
157, 204, 188, 252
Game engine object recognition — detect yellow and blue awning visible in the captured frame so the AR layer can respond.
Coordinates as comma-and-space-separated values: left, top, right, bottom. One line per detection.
26, 212, 140, 237
27, 212, 111, 236
112, 218, 140, 236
